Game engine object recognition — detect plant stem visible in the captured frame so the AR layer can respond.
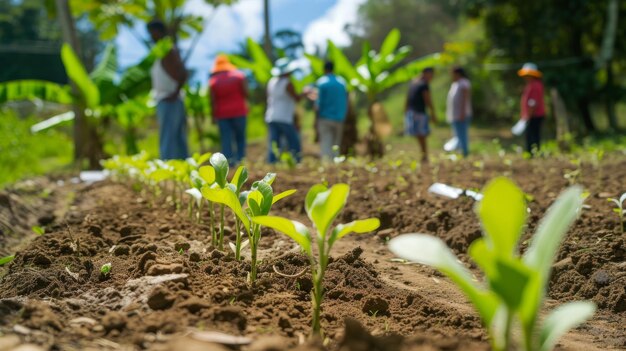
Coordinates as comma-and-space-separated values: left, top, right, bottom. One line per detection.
209, 202, 216, 247
249, 225, 260, 283
188, 199, 193, 219
235, 217, 241, 260
219, 204, 225, 251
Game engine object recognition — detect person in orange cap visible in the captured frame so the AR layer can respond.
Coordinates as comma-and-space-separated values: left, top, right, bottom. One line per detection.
209, 55, 249, 164
517, 62, 545, 155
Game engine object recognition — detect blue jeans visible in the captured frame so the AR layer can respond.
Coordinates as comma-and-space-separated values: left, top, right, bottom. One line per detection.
452, 117, 470, 157
267, 122, 301, 163
217, 116, 247, 164
156, 99, 189, 160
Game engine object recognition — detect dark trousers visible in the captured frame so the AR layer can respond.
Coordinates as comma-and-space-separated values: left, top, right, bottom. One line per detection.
525, 117, 544, 154
217, 116, 247, 165
267, 122, 301, 163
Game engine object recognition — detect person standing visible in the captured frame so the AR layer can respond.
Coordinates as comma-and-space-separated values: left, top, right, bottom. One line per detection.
518, 62, 546, 154
446, 66, 472, 157
209, 55, 248, 165
147, 19, 189, 160
316, 61, 348, 160
265, 58, 302, 163
405, 67, 437, 163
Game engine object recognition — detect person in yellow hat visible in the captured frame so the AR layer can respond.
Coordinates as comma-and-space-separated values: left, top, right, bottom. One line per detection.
517, 62, 545, 155
209, 55, 249, 164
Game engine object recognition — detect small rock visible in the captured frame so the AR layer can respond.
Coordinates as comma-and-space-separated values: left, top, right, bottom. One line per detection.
189, 252, 202, 262
88, 225, 102, 237
12, 344, 45, 351
119, 226, 133, 237
248, 335, 290, 351
70, 317, 98, 327
102, 311, 127, 333
147, 263, 184, 276
210, 250, 225, 260
0, 335, 21, 349
178, 297, 211, 313
159, 224, 170, 233
592, 270, 611, 286
147, 287, 175, 310
113, 245, 130, 256
13, 324, 31, 335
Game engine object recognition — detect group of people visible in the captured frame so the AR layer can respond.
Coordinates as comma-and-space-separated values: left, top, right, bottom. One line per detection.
148, 19, 546, 164
404, 62, 545, 162
149, 19, 348, 164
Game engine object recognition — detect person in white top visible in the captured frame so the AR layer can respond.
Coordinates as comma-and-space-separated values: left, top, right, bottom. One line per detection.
148, 19, 189, 160
265, 58, 305, 163
445, 66, 472, 157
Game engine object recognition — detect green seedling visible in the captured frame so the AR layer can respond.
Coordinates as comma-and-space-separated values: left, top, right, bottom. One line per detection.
210, 153, 229, 251
100, 262, 112, 277
204, 173, 295, 281
198, 164, 217, 244
608, 192, 626, 234
32, 226, 45, 235
253, 183, 380, 336
0, 255, 15, 266
389, 177, 595, 351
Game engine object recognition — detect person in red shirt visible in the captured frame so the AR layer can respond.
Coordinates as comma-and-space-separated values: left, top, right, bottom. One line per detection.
209, 55, 249, 164
518, 62, 545, 154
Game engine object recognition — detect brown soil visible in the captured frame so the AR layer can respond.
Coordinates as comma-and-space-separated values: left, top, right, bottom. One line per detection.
0, 155, 624, 351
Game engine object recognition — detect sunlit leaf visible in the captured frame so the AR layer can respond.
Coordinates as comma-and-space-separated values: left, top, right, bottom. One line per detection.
540, 302, 596, 351
252, 216, 311, 255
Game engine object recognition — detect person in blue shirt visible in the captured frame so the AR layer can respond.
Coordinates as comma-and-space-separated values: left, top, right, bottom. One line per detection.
316, 61, 348, 160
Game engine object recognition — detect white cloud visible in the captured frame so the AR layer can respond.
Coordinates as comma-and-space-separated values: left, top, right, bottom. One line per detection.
303, 0, 366, 53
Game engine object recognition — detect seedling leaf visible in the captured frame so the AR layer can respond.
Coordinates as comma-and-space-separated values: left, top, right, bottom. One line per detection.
521, 186, 582, 327
202, 186, 250, 232
476, 177, 527, 255
0, 255, 15, 266
272, 189, 296, 204
210, 153, 229, 188
389, 234, 499, 326
305, 184, 328, 214
32, 226, 45, 235
252, 216, 311, 255
198, 166, 216, 185
329, 218, 380, 246
231, 166, 248, 192
308, 184, 350, 238
540, 301, 596, 351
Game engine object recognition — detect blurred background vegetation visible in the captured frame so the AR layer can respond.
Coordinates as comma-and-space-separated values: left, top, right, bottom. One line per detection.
0, 0, 625, 186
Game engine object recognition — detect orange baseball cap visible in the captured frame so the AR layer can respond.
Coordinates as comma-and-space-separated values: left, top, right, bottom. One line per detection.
212, 55, 237, 73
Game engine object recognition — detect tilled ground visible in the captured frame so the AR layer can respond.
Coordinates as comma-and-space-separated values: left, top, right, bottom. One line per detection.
0, 155, 624, 350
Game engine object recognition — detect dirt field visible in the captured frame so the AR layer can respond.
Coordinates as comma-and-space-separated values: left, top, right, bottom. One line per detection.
0, 155, 624, 350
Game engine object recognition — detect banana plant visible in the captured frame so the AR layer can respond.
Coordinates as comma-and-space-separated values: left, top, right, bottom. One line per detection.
0, 40, 172, 155
389, 178, 596, 351
326, 28, 442, 156
253, 183, 380, 335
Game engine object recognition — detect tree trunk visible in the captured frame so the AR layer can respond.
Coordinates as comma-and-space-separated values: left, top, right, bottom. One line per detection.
605, 60, 619, 131
263, 0, 273, 60
55, 0, 104, 169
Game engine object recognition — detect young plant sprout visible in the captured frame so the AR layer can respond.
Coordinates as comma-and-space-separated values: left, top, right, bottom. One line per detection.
100, 262, 112, 277
203, 172, 295, 281
389, 177, 595, 351
198, 164, 217, 246
253, 183, 380, 336
608, 192, 626, 234
0, 255, 15, 266
210, 153, 229, 251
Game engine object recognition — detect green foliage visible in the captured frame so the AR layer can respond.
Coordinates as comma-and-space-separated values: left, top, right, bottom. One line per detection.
389, 177, 596, 351
228, 38, 274, 86
0, 255, 15, 266
100, 262, 112, 276
607, 192, 626, 234
61, 43, 100, 108
0, 112, 72, 188
253, 183, 380, 335
32, 226, 45, 235
0, 80, 72, 105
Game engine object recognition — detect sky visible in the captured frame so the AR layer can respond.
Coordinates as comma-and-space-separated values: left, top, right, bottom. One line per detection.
116, 0, 366, 83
